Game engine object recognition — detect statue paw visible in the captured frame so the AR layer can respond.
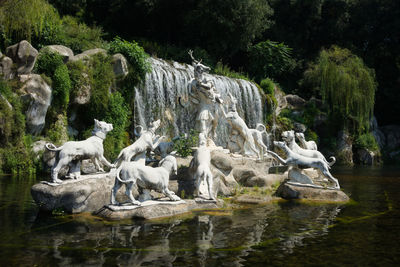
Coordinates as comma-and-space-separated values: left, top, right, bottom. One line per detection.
172, 195, 181, 201
98, 168, 104, 172
53, 178, 63, 184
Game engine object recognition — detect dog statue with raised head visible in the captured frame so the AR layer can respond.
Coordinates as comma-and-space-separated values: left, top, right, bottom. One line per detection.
114, 119, 165, 166
267, 141, 340, 189
45, 119, 114, 183
111, 155, 180, 205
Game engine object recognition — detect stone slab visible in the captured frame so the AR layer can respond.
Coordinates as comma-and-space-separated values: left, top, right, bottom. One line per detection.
106, 200, 186, 211
96, 199, 224, 220
276, 182, 350, 202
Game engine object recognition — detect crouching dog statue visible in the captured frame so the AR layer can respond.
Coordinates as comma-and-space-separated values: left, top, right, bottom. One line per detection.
111, 155, 181, 206
45, 119, 114, 183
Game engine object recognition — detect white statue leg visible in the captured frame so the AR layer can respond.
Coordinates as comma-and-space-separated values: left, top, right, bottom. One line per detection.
126, 183, 141, 205
93, 157, 104, 172
206, 174, 215, 200
51, 156, 72, 183
163, 187, 181, 201
111, 179, 122, 205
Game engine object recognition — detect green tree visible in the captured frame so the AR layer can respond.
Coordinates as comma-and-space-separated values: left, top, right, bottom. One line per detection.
303, 46, 377, 133
0, 0, 60, 46
248, 40, 295, 82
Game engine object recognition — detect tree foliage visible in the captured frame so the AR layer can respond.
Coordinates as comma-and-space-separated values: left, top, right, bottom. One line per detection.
304, 46, 377, 133
0, 0, 60, 45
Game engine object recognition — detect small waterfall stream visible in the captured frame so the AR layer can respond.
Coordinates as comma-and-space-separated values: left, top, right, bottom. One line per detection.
134, 57, 263, 146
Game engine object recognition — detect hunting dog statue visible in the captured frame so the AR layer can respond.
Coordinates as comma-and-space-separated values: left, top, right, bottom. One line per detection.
45, 119, 114, 183
296, 132, 318, 150
111, 155, 180, 206
267, 141, 340, 189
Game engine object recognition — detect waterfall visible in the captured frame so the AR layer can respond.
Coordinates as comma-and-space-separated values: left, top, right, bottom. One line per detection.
134, 57, 263, 146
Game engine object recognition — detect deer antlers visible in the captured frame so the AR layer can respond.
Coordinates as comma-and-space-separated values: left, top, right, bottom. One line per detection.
188, 49, 202, 64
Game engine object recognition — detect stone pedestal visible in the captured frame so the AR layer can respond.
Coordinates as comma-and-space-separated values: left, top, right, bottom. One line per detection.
276, 182, 349, 202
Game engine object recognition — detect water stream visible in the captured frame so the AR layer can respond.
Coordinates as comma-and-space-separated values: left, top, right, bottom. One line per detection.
0, 166, 399, 266
134, 58, 263, 146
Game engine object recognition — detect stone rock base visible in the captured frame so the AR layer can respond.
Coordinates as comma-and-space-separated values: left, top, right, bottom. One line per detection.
276, 182, 350, 202
96, 199, 224, 220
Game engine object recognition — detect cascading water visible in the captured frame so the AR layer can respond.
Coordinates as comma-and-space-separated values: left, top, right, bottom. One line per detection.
134, 57, 263, 146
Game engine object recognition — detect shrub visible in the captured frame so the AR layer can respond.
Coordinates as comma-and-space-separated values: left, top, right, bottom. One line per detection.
354, 133, 379, 151
213, 61, 249, 80
0, 0, 61, 46
109, 37, 151, 83
35, 50, 64, 77
173, 129, 199, 157
248, 40, 295, 82
260, 78, 276, 95
56, 15, 105, 53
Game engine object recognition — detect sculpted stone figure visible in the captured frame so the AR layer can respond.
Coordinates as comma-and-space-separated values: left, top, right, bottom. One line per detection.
249, 123, 269, 159
221, 93, 259, 157
192, 133, 215, 200
45, 119, 114, 183
180, 50, 223, 141
267, 141, 340, 189
296, 132, 317, 150
111, 155, 181, 206
114, 120, 165, 166
282, 130, 335, 166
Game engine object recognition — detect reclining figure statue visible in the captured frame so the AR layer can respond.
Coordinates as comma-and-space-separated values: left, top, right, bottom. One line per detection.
267, 141, 340, 189
111, 155, 181, 206
45, 119, 114, 183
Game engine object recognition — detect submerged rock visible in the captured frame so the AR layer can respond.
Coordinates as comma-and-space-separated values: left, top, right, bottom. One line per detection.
276, 182, 350, 202
6, 40, 38, 75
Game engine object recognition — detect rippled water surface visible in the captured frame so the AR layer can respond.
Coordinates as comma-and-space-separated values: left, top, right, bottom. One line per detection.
1, 166, 399, 266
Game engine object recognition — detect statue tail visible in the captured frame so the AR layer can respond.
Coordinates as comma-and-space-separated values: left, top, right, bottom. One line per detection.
328, 156, 336, 167
45, 143, 63, 151
115, 163, 136, 184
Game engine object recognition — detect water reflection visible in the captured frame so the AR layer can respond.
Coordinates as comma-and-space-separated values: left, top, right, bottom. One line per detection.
17, 202, 342, 266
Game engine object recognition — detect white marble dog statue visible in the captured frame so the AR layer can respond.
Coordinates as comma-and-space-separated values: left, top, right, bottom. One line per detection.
192, 133, 215, 200
114, 119, 165, 166
45, 119, 114, 183
249, 123, 269, 159
267, 141, 340, 189
296, 132, 317, 150
111, 155, 181, 206
282, 130, 335, 167
220, 93, 260, 157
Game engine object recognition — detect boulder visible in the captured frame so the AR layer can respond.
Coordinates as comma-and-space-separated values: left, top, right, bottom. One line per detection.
71, 48, 107, 62
73, 72, 91, 104
19, 74, 52, 135
40, 45, 74, 62
276, 182, 350, 202
112, 53, 128, 77
210, 150, 233, 173
285, 94, 306, 110
274, 86, 287, 116
6, 40, 38, 75
356, 148, 376, 165
31, 172, 125, 213
0, 56, 14, 80
336, 129, 353, 165
32, 140, 47, 160
293, 122, 307, 133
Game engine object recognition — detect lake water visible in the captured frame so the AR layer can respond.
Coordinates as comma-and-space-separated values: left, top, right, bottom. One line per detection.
0, 166, 399, 266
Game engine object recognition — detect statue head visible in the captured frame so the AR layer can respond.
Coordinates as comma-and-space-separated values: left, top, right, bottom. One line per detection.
93, 119, 113, 136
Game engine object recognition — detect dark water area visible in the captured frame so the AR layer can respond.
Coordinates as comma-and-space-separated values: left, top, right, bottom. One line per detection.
1, 166, 400, 266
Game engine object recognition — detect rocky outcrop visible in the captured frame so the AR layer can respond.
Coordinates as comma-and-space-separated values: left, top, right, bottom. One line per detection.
177, 150, 284, 198
40, 45, 74, 62
276, 182, 350, 202
19, 74, 52, 135
31, 172, 124, 213
71, 48, 107, 62
6, 40, 38, 75
112, 53, 128, 77
0, 55, 14, 80
336, 129, 353, 165
285, 94, 306, 110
